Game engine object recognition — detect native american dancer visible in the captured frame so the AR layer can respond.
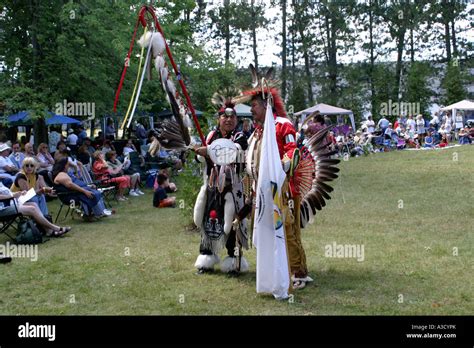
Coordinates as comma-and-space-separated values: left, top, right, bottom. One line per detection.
192, 100, 249, 274
235, 65, 340, 290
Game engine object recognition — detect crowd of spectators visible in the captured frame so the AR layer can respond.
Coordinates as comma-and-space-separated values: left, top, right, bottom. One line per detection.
0, 120, 182, 240
303, 111, 473, 158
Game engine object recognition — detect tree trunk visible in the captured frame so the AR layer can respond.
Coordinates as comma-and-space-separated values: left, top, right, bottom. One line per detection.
281, 0, 287, 100
224, 0, 230, 63
251, 0, 258, 71
451, 19, 457, 58
444, 21, 451, 61
395, 27, 406, 102
327, 15, 338, 105
293, 0, 313, 103
368, 4, 376, 118
196, 0, 205, 21
28, 0, 40, 82
410, 27, 414, 62
291, 17, 296, 88
33, 117, 48, 150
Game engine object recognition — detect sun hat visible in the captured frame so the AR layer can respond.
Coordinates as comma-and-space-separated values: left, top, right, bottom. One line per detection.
0, 143, 11, 152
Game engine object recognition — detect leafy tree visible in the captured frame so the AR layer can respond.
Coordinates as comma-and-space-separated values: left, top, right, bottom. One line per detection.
404, 61, 432, 114
441, 61, 467, 105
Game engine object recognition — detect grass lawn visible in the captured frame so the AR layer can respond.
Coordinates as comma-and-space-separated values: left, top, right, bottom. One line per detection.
0, 145, 472, 315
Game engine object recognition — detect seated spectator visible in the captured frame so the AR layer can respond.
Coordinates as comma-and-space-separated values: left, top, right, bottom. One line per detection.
54, 141, 70, 162
92, 151, 132, 201
384, 123, 394, 139
36, 143, 55, 186
105, 151, 144, 196
101, 140, 115, 155
395, 124, 405, 137
468, 125, 474, 139
10, 157, 53, 216
92, 132, 105, 149
83, 138, 96, 156
156, 169, 177, 192
9, 142, 25, 169
123, 139, 139, 156
458, 128, 471, 145
77, 144, 92, 167
48, 126, 62, 155
54, 149, 85, 179
0, 143, 19, 187
36, 143, 55, 172
0, 181, 70, 236
423, 132, 434, 148
404, 134, 418, 148
437, 134, 449, 148
153, 173, 176, 208
52, 158, 111, 219
23, 142, 36, 158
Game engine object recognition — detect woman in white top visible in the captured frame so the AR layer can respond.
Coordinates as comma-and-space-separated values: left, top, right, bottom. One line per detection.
366, 116, 375, 134
416, 114, 425, 143
0, 181, 70, 236
444, 115, 452, 141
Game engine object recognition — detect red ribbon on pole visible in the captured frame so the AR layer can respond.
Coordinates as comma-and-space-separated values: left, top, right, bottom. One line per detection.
113, 7, 147, 114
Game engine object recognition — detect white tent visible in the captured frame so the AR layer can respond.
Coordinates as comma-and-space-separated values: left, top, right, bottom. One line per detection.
294, 103, 355, 130
440, 100, 474, 128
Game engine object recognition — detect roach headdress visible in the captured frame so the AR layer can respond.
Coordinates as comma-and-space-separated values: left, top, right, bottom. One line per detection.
233, 64, 286, 117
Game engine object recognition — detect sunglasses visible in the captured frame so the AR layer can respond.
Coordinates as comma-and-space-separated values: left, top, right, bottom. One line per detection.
24, 164, 35, 168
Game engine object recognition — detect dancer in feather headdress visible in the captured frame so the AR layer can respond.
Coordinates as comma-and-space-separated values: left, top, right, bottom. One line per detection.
192, 95, 249, 274
237, 64, 340, 289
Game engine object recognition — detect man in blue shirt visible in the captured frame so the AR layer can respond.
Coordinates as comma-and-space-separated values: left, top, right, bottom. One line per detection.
8, 142, 25, 169
377, 116, 390, 135
77, 126, 88, 146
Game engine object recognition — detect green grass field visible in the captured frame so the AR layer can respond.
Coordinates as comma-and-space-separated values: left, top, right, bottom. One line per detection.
0, 146, 472, 315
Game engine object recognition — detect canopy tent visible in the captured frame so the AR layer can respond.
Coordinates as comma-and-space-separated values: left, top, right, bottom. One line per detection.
5, 111, 82, 127
235, 103, 252, 117
46, 114, 81, 125
440, 100, 474, 128
294, 103, 355, 130
7, 111, 29, 123
5, 111, 33, 126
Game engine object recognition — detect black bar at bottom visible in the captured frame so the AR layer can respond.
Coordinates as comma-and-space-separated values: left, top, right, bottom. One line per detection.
0, 316, 472, 346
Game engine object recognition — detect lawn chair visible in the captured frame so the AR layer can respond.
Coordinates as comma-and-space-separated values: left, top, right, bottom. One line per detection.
81, 166, 117, 208
397, 138, 406, 150
54, 192, 87, 223
0, 197, 26, 240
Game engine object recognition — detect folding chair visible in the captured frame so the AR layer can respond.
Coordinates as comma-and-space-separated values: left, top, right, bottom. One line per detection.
397, 138, 406, 149
80, 165, 117, 208
54, 192, 86, 223
0, 197, 27, 240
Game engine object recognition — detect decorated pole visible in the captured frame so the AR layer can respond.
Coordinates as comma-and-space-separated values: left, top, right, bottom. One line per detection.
113, 4, 206, 146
